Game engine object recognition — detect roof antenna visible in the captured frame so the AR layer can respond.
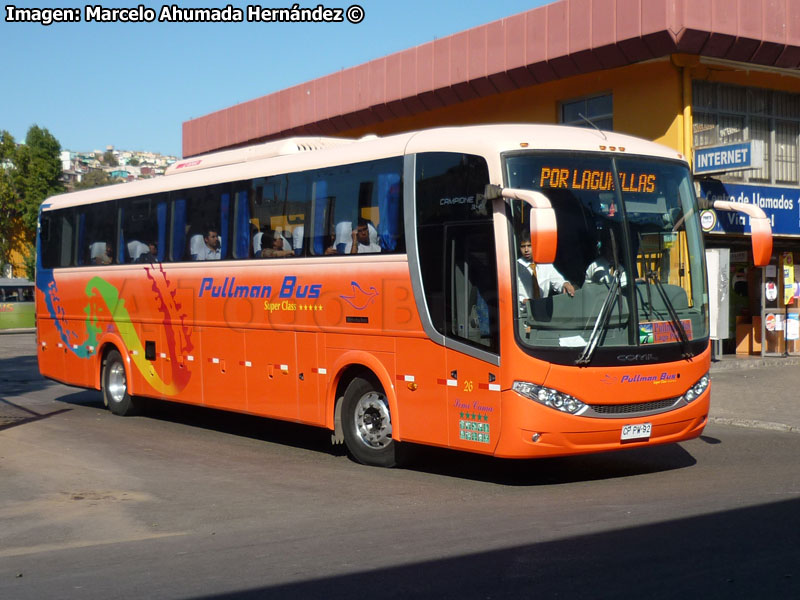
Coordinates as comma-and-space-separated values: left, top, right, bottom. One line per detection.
579, 113, 607, 140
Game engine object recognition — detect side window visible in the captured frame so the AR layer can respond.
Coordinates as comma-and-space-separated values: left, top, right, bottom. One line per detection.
177, 184, 230, 261
41, 208, 77, 268
248, 174, 305, 259
120, 195, 166, 264
311, 157, 403, 256
39, 211, 64, 269
79, 201, 118, 266
446, 224, 500, 350
415, 152, 498, 351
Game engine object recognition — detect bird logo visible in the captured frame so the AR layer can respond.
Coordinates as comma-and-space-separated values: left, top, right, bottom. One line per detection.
340, 281, 379, 310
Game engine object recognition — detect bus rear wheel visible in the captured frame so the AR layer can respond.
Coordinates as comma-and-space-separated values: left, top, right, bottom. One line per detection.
102, 349, 141, 416
342, 376, 398, 467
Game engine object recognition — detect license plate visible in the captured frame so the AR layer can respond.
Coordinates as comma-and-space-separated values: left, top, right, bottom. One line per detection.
621, 422, 652, 442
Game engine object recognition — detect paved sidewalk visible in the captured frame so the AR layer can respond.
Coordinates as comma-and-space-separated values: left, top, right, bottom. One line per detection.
710, 354, 800, 372
709, 354, 800, 435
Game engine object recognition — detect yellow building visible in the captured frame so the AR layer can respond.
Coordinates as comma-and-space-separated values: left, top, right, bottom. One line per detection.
3, 219, 29, 279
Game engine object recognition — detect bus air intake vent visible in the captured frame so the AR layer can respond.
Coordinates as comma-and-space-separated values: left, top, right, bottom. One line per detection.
586, 397, 682, 418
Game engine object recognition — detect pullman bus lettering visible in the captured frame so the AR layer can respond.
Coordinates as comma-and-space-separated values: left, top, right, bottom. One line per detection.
198, 276, 321, 300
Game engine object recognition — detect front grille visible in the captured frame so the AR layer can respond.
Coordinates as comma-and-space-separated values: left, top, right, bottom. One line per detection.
588, 397, 681, 416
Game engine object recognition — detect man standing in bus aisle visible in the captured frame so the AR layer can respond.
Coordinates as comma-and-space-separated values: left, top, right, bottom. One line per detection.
196, 226, 221, 260
350, 218, 381, 254
516, 231, 574, 309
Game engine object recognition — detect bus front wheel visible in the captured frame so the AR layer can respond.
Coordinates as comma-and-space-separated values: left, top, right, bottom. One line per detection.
102, 349, 141, 416
342, 376, 398, 467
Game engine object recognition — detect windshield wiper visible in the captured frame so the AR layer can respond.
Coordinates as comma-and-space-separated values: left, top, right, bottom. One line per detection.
646, 271, 694, 359
576, 228, 624, 366
575, 271, 621, 365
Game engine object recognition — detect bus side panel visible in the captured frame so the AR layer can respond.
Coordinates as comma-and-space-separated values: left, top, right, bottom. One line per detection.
36, 317, 66, 383
445, 351, 501, 454
198, 325, 248, 412
245, 329, 299, 421
394, 337, 448, 446
57, 319, 93, 389
296, 331, 322, 425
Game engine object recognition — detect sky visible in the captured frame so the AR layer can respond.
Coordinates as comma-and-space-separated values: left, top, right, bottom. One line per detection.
1, 1, 550, 158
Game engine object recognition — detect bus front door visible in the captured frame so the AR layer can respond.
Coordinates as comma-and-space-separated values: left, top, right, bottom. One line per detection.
443, 222, 501, 453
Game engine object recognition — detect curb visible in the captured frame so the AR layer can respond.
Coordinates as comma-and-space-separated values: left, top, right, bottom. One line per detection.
710, 357, 800, 372
709, 417, 799, 434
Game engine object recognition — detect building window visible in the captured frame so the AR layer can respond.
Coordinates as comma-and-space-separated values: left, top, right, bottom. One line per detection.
693, 81, 800, 185
560, 94, 613, 130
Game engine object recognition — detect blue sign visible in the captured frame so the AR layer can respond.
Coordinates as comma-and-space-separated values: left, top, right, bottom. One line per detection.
694, 141, 763, 175
698, 181, 800, 237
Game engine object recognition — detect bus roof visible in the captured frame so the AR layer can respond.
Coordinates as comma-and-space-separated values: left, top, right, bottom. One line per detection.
42, 124, 687, 211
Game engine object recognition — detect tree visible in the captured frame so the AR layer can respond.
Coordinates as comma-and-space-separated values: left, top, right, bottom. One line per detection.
74, 168, 113, 190
13, 125, 64, 233
0, 126, 63, 273
0, 131, 18, 271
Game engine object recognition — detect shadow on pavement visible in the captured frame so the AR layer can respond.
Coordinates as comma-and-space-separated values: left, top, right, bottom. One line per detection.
0, 352, 73, 430
0, 354, 59, 397
49, 390, 699, 486
0, 398, 71, 432
195, 498, 800, 600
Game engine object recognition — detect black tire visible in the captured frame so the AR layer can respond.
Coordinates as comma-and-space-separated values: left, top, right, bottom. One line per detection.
341, 376, 398, 467
102, 349, 140, 416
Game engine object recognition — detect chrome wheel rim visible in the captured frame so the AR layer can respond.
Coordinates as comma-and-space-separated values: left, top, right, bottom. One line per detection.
353, 392, 392, 449
107, 362, 127, 404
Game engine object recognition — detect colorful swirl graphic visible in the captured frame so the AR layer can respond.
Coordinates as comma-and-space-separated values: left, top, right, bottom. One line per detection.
41, 265, 193, 396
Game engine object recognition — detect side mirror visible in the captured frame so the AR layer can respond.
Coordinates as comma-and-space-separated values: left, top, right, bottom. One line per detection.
486, 185, 557, 264
711, 200, 773, 266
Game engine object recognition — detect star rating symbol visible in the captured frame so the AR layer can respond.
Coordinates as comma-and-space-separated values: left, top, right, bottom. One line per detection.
298, 304, 323, 311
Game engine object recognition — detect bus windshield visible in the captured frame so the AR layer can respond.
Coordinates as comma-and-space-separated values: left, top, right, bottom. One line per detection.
505, 152, 709, 365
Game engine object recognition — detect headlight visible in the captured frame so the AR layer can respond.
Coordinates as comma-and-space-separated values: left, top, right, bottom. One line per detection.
513, 381, 588, 415
680, 373, 709, 404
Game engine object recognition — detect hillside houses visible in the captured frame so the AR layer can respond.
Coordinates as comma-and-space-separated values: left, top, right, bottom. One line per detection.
60, 145, 176, 188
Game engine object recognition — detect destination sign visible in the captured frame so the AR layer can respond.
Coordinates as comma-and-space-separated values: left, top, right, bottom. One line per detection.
540, 168, 656, 193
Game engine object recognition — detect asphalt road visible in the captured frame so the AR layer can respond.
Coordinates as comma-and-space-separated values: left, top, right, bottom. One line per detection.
1, 333, 799, 599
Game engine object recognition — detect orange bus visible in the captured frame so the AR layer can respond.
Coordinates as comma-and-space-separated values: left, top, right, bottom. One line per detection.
35, 125, 772, 467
